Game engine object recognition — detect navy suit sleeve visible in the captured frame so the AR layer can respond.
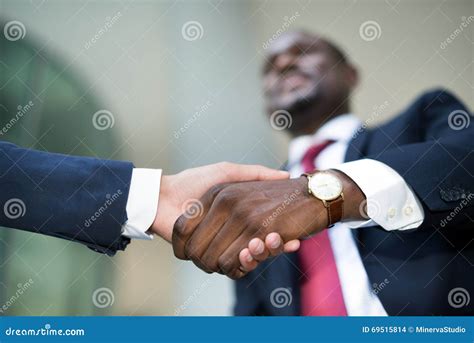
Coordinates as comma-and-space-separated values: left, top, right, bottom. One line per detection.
0, 141, 134, 255
367, 89, 474, 215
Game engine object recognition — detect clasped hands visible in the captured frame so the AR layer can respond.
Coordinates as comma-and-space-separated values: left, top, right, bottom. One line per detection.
150, 162, 363, 279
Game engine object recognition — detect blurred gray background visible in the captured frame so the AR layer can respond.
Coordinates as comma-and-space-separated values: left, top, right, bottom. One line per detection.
0, 0, 472, 315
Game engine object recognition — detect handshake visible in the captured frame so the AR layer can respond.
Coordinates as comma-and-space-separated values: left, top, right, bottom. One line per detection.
149, 162, 364, 279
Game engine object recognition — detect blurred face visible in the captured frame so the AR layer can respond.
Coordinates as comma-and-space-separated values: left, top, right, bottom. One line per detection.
262, 32, 354, 120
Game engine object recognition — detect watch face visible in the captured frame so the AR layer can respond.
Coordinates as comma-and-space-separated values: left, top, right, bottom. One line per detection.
309, 172, 343, 201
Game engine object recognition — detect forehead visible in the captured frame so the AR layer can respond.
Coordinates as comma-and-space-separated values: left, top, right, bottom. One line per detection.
266, 33, 329, 59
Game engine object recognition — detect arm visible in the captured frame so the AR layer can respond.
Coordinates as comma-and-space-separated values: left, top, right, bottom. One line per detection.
360, 89, 474, 214
0, 141, 290, 259
172, 89, 474, 278
0, 141, 133, 255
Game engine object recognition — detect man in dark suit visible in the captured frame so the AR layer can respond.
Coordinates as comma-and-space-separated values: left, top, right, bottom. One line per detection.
173, 31, 473, 315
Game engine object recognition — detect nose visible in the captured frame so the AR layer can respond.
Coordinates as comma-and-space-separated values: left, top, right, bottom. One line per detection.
273, 53, 296, 73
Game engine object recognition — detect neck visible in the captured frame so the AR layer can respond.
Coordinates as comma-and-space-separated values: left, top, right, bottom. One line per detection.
287, 102, 350, 137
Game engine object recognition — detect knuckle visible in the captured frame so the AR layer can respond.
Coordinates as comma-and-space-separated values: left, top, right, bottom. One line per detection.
251, 164, 264, 177
218, 255, 236, 275
194, 260, 212, 274
215, 189, 236, 206
228, 271, 242, 280
231, 209, 248, 225
184, 244, 198, 261
208, 183, 225, 197
248, 225, 263, 238
173, 215, 187, 238
201, 255, 218, 272
217, 161, 231, 169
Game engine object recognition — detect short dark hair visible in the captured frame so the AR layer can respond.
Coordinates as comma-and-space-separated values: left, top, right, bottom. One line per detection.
296, 30, 348, 64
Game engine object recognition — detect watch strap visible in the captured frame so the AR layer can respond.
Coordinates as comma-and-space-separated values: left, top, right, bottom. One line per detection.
327, 194, 344, 226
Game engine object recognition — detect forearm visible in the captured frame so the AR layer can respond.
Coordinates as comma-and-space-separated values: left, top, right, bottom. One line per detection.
0, 141, 133, 254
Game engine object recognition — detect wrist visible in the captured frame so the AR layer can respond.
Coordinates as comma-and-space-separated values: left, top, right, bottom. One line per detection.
295, 176, 329, 234
328, 169, 366, 221
150, 174, 174, 242
300, 169, 366, 232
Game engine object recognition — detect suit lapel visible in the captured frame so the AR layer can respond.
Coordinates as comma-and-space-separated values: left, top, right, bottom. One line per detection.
344, 126, 369, 162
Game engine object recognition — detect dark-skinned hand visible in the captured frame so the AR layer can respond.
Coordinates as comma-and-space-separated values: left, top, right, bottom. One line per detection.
172, 170, 365, 279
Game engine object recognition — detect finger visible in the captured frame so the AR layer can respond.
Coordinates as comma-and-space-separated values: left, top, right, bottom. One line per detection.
218, 162, 289, 182
265, 232, 284, 256
184, 200, 229, 267
227, 268, 247, 280
248, 237, 270, 262
172, 184, 225, 259
199, 217, 247, 272
283, 239, 301, 253
218, 234, 254, 276
239, 248, 258, 272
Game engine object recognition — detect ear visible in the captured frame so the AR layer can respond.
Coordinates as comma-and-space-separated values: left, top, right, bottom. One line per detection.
345, 63, 359, 90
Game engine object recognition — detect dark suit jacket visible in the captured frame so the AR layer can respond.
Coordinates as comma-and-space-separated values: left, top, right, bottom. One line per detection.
235, 89, 474, 316
0, 142, 133, 255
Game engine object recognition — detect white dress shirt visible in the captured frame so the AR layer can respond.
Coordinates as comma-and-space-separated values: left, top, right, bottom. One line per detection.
121, 168, 162, 240
121, 113, 425, 316
288, 114, 424, 316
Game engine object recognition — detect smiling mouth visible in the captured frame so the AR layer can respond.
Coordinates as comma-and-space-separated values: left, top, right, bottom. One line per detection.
280, 73, 308, 92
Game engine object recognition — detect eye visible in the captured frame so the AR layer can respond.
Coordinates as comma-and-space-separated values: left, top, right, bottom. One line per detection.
262, 55, 279, 75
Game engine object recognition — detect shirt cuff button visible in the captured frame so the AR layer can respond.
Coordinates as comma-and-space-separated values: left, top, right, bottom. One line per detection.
388, 207, 397, 219
404, 205, 413, 216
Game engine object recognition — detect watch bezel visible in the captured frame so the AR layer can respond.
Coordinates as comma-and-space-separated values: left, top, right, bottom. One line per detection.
307, 171, 343, 201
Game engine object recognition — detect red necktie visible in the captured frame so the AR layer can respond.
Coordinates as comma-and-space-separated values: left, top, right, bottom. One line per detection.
299, 140, 348, 316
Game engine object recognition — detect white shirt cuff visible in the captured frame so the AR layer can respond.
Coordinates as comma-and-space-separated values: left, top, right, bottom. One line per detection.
333, 159, 424, 231
121, 168, 162, 240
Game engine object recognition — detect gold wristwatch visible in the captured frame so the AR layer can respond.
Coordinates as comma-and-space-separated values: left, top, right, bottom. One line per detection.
302, 170, 344, 226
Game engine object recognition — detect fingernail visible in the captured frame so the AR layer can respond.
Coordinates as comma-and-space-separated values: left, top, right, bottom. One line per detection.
254, 241, 264, 254
246, 254, 253, 262
270, 238, 280, 249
